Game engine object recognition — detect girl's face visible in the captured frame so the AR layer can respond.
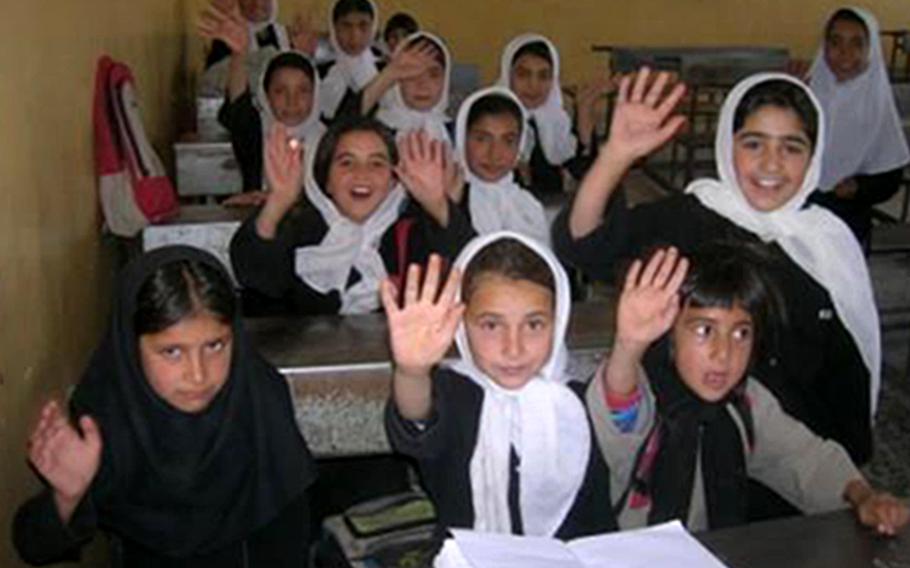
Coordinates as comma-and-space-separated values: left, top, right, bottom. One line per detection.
239, 0, 271, 23
327, 130, 394, 223
510, 53, 554, 110
671, 303, 754, 403
825, 18, 868, 83
266, 68, 315, 127
335, 11, 373, 56
400, 57, 445, 111
733, 105, 812, 212
139, 311, 233, 414
464, 274, 555, 390
465, 113, 522, 182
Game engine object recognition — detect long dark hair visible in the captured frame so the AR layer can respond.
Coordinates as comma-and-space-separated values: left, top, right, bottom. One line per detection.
134, 259, 236, 335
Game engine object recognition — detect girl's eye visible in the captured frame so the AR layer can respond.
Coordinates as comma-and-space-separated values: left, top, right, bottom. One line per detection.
784, 144, 808, 156
733, 326, 752, 342
694, 324, 712, 339
739, 139, 761, 151
478, 320, 499, 331
161, 346, 182, 360
504, 135, 519, 147
206, 339, 227, 353
527, 318, 548, 331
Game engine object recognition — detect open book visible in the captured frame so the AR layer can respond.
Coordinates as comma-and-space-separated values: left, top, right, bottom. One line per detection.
434, 521, 728, 568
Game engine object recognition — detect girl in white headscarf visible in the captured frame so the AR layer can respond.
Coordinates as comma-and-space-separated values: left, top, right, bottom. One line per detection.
497, 34, 604, 195
231, 116, 462, 315
318, 0, 382, 121
383, 232, 616, 538
555, 69, 878, 470
807, 7, 910, 241
442, 87, 549, 245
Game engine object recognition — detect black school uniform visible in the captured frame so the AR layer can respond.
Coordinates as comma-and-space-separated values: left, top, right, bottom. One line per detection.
525, 119, 598, 197
317, 49, 386, 124
552, 191, 872, 465
385, 369, 618, 539
808, 167, 905, 244
230, 199, 472, 316
205, 26, 288, 70
217, 91, 269, 192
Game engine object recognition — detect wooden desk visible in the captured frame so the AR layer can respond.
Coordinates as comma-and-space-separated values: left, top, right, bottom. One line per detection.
697, 510, 910, 568
248, 301, 616, 457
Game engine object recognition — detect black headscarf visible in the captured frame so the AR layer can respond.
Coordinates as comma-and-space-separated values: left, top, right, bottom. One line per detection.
70, 246, 316, 557
638, 338, 754, 530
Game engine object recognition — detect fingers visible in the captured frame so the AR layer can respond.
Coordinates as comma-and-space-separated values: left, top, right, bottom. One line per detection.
653, 247, 681, 289
380, 278, 400, 314
615, 74, 632, 104
622, 259, 643, 294
645, 71, 670, 108
630, 67, 651, 103
78, 415, 101, 447
655, 82, 687, 121
404, 263, 421, 307
639, 248, 667, 287
439, 266, 462, 307
420, 255, 443, 304
665, 255, 690, 297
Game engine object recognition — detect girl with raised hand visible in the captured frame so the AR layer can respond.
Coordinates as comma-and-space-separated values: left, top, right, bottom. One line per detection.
383, 233, 617, 539
202, 0, 291, 70
807, 7, 910, 242
554, 70, 878, 474
14, 246, 316, 566
497, 33, 607, 195
588, 243, 907, 534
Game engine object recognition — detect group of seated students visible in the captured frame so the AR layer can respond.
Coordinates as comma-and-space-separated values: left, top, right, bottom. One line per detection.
13, 1, 910, 566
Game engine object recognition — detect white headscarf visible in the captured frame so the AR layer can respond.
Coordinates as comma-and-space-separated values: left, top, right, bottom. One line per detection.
375, 32, 452, 143
496, 33, 577, 166
320, 0, 380, 120
809, 7, 909, 191
294, 130, 407, 314
449, 231, 589, 537
686, 72, 881, 415
247, 0, 291, 53
254, 51, 327, 181
455, 87, 550, 245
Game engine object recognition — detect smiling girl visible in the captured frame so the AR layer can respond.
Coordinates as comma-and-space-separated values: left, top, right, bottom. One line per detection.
554, 70, 879, 479
383, 232, 616, 539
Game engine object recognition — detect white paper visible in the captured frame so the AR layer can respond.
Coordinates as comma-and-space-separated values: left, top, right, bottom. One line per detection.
435, 522, 729, 568
569, 521, 729, 568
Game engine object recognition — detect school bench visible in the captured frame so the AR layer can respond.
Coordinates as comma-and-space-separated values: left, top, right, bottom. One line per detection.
247, 300, 616, 457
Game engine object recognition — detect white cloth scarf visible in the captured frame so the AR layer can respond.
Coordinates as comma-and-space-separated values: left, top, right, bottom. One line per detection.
496, 33, 577, 166
254, 51, 327, 188
685, 72, 882, 416
293, 135, 406, 314
247, 0, 290, 53
320, 0, 380, 120
375, 32, 452, 143
454, 87, 550, 246
808, 7, 909, 191
448, 231, 590, 536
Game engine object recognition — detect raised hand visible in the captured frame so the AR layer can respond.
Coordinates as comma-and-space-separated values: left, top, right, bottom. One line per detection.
396, 130, 450, 225
288, 12, 318, 56
616, 247, 689, 350
382, 255, 464, 379
197, 0, 250, 55
389, 40, 438, 81
28, 400, 102, 524
264, 124, 305, 211
575, 75, 615, 148
604, 67, 687, 166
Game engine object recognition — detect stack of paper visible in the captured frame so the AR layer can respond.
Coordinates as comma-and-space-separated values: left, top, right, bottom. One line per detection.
434, 521, 729, 568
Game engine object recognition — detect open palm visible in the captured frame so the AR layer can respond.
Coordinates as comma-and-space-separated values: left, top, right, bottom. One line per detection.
382, 255, 464, 376
264, 124, 304, 210
198, 0, 249, 55
617, 247, 689, 347
28, 401, 102, 503
605, 68, 687, 164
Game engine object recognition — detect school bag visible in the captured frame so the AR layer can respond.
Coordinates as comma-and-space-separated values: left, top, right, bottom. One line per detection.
93, 55, 178, 237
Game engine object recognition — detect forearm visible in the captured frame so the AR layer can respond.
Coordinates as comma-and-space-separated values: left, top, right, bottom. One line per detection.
568, 150, 634, 239
843, 478, 874, 509
227, 51, 249, 102
255, 197, 294, 240
361, 68, 398, 115
604, 340, 647, 396
392, 367, 433, 421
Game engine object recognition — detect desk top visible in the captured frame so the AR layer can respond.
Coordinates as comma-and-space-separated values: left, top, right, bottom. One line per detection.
697, 510, 910, 568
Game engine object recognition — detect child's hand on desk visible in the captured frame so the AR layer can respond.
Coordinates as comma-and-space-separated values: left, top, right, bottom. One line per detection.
397, 130, 451, 226
616, 247, 688, 352
382, 254, 464, 380
197, 0, 250, 55
28, 400, 102, 525
846, 479, 909, 536
602, 67, 687, 168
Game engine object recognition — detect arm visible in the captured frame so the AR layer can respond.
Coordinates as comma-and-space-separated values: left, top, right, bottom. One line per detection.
197, 0, 251, 102
568, 68, 687, 240
381, 255, 465, 421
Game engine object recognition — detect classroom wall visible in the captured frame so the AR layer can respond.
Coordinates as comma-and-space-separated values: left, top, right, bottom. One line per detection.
0, 1, 190, 566
189, 0, 908, 86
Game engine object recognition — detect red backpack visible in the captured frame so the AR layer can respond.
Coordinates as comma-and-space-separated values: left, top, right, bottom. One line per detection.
93, 55, 178, 237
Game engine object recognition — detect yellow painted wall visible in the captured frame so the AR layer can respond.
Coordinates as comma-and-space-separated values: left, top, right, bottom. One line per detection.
189, 0, 909, 85
0, 1, 190, 566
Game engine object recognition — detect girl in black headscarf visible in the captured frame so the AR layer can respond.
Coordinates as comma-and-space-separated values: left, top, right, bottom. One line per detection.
14, 246, 316, 567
